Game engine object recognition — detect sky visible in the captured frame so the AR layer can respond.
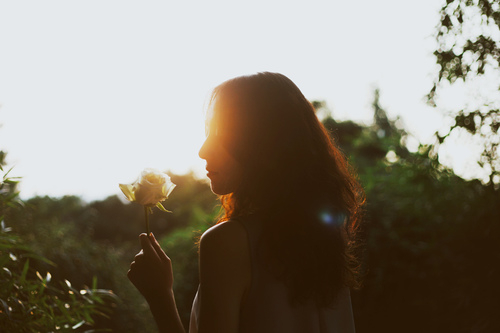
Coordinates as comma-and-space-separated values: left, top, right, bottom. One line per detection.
0, 0, 480, 200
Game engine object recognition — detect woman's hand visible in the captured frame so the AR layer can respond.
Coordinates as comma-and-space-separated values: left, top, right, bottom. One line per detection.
128, 233, 186, 333
127, 233, 173, 302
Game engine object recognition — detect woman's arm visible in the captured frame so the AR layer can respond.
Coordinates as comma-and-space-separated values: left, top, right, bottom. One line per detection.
197, 220, 251, 333
128, 219, 251, 333
127, 233, 185, 333
329, 287, 355, 333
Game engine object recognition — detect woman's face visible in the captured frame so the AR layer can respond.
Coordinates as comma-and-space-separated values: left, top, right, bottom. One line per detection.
198, 116, 243, 196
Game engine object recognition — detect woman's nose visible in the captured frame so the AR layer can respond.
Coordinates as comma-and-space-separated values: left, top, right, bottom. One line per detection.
198, 138, 209, 160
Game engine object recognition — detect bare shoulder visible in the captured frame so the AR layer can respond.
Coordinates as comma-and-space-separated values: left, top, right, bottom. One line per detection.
197, 221, 252, 332
198, 219, 251, 285
198, 219, 251, 302
200, 219, 248, 251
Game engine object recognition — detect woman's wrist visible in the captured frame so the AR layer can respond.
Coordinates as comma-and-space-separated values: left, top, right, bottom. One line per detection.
145, 287, 174, 309
147, 289, 185, 333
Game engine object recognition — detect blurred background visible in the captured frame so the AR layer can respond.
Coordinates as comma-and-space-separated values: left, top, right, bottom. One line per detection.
1, 0, 499, 332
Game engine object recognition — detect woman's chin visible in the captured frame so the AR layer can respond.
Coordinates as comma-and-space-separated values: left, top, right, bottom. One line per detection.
210, 183, 233, 196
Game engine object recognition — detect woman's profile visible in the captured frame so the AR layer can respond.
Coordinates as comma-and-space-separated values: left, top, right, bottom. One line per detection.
127, 72, 365, 333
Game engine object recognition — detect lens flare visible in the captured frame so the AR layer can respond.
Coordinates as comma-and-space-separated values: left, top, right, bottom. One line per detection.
319, 209, 346, 227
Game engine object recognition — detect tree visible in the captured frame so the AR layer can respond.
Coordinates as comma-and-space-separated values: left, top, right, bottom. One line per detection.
316, 91, 500, 332
319, 89, 410, 170
429, 0, 500, 186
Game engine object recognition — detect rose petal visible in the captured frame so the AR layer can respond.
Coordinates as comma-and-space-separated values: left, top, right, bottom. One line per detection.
120, 169, 176, 207
119, 183, 136, 202
134, 184, 159, 206
165, 182, 176, 197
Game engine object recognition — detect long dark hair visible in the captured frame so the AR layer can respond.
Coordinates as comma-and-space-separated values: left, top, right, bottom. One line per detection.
207, 72, 365, 306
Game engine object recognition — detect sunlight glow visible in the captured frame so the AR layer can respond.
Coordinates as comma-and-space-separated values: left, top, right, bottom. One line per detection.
0, 0, 481, 200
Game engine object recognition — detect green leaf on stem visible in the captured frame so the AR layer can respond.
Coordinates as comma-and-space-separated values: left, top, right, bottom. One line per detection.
156, 202, 172, 213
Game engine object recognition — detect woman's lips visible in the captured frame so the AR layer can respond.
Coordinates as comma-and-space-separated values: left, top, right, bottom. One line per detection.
207, 170, 218, 178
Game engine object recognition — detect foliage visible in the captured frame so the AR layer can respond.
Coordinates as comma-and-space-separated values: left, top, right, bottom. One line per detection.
353, 146, 500, 332
430, 0, 500, 185
432, 0, 500, 84
317, 91, 500, 333
321, 89, 410, 170
2, 85, 498, 332
0, 154, 117, 332
4, 168, 217, 332
436, 108, 500, 185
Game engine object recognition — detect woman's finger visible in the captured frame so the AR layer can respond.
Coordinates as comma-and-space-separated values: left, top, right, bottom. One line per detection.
127, 261, 137, 278
140, 233, 160, 261
127, 266, 139, 287
149, 233, 170, 264
133, 249, 144, 261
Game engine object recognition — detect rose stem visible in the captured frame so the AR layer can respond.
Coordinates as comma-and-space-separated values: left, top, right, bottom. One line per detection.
144, 206, 151, 236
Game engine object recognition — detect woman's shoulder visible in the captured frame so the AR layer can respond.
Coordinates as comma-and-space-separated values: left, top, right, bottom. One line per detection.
198, 219, 252, 294
200, 219, 249, 252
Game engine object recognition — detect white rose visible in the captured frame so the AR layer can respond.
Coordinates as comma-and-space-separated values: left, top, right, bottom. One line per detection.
119, 168, 176, 209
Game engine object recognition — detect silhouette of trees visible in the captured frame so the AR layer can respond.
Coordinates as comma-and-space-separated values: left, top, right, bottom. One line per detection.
5, 173, 217, 332
316, 90, 499, 332
430, 0, 500, 186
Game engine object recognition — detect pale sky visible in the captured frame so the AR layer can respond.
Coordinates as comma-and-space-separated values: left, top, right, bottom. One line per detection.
0, 0, 476, 200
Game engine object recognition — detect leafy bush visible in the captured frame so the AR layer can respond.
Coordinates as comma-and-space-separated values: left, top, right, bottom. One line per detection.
0, 159, 117, 332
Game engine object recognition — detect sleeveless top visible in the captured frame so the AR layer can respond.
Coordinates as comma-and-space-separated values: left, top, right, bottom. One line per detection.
189, 216, 355, 333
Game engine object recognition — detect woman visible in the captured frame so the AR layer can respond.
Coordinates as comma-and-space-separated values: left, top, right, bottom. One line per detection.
127, 72, 365, 333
